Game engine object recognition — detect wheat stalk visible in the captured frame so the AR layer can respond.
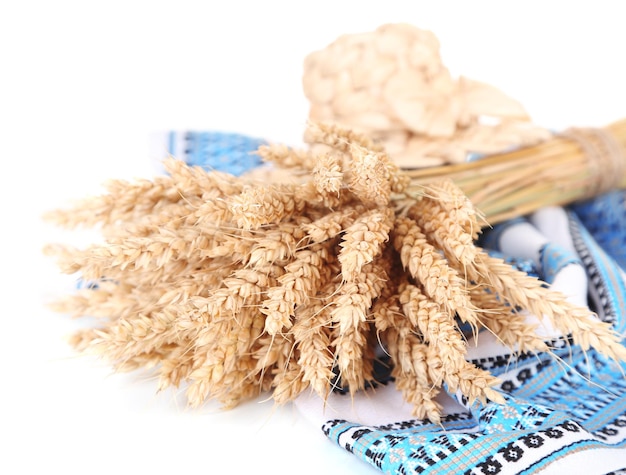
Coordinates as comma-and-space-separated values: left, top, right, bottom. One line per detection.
44, 119, 626, 423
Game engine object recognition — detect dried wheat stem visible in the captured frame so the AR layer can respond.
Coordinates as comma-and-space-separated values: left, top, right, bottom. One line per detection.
469, 287, 550, 354
378, 302, 443, 422
261, 242, 333, 335
399, 283, 467, 371
301, 203, 366, 243
42, 175, 182, 228
201, 230, 256, 262
110, 343, 181, 373
272, 359, 308, 405
247, 222, 306, 268
304, 121, 385, 154
156, 343, 196, 390
52, 258, 235, 333
252, 332, 292, 375
304, 121, 409, 196
392, 216, 481, 330
347, 143, 393, 207
420, 178, 486, 240
215, 370, 262, 409
292, 295, 335, 399
331, 318, 373, 395
329, 263, 387, 393
407, 196, 478, 268
338, 207, 394, 281
162, 156, 245, 197
193, 196, 236, 226
330, 262, 386, 334
395, 343, 443, 423
48, 281, 134, 319
98, 201, 195, 240
472, 250, 626, 362
253, 331, 302, 404
312, 151, 344, 207
256, 143, 318, 171
138, 218, 257, 265
185, 309, 259, 408
42, 243, 102, 277
200, 264, 283, 320
45, 230, 223, 281
229, 183, 311, 229
396, 282, 503, 405
69, 308, 181, 364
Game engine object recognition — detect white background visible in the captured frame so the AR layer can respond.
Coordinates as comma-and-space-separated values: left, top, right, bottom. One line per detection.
2, 1, 626, 474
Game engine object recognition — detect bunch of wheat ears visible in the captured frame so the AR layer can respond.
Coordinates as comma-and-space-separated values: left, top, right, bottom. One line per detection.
44, 122, 626, 423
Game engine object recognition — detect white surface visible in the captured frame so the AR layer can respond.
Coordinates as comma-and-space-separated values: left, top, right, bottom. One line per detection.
2, 1, 626, 474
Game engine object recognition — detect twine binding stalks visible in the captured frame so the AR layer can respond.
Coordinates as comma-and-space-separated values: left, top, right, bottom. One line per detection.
44, 119, 626, 423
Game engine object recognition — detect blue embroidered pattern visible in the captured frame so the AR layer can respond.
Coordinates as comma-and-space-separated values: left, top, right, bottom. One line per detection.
570, 190, 626, 271
323, 345, 626, 474
169, 130, 265, 176
567, 211, 626, 335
